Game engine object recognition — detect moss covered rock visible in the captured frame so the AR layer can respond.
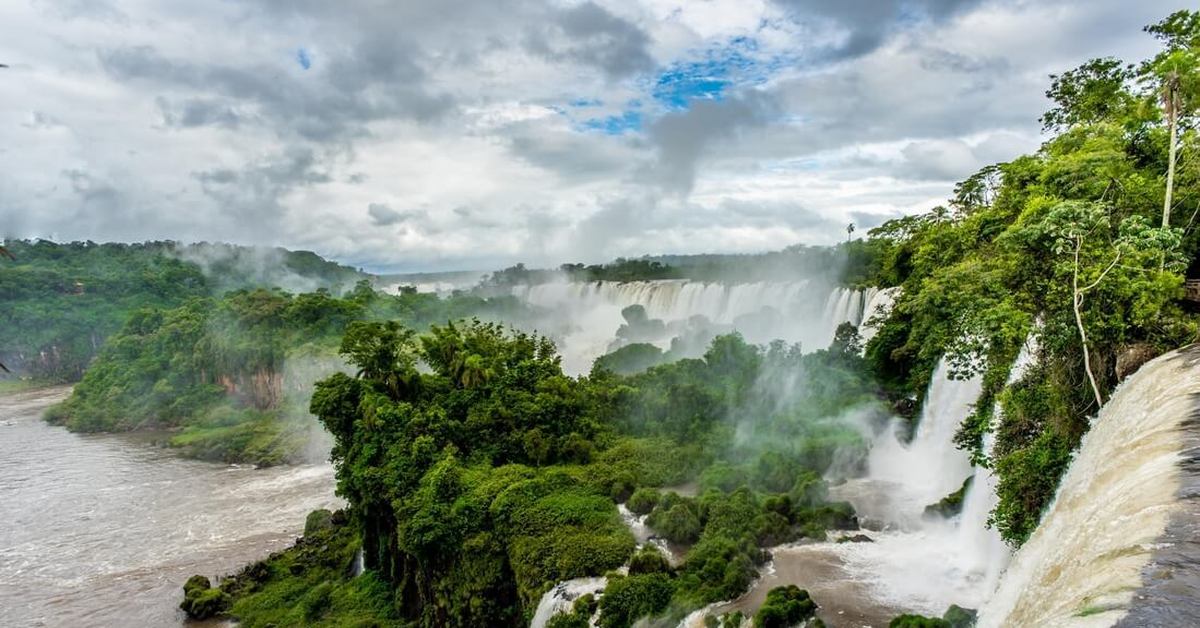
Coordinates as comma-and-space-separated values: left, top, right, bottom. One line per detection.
180, 575, 230, 620
754, 585, 817, 628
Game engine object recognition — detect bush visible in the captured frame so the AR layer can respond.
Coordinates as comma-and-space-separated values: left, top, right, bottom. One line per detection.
890, 614, 950, 628
628, 547, 670, 575
598, 573, 675, 628
754, 585, 816, 628
648, 503, 702, 544
627, 487, 661, 515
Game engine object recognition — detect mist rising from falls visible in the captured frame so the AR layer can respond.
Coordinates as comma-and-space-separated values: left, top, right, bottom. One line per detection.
954, 335, 1039, 596
512, 281, 889, 374
825, 358, 988, 613
978, 347, 1200, 627
857, 359, 982, 526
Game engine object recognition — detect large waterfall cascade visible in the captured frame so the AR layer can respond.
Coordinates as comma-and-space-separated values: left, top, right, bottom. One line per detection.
861, 358, 984, 522
977, 346, 1200, 627
511, 280, 896, 374
953, 335, 1039, 597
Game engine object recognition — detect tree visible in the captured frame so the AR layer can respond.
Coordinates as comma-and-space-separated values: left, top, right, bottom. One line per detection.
1040, 57, 1136, 132
1141, 11, 1200, 227
1042, 201, 1184, 408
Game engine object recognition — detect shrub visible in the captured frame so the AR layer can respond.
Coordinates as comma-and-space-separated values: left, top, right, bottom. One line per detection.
754, 585, 817, 628
627, 487, 661, 515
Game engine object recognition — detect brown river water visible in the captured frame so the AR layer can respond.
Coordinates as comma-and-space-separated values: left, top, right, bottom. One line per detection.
0, 387, 340, 627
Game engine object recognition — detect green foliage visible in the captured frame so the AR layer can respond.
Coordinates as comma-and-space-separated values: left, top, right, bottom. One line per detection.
890, 615, 950, 628
593, 343, 667, 375
0, 239, 364, 382
924, 476, 972, 519
753, 585, 817, 628
181, 575, 230, 620
627, 487, 661, 516
48, 282, 525, 465
597, 573, 675, 628
216, 510, 401, 628
858, 11, 1200, 546
887, 606, 977, 628
627, 547, 671, 575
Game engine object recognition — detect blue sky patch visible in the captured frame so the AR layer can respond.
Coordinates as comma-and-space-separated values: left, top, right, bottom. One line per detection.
295, 48, 312, 70
650, 36, 787, 110
580, 108, 643, 135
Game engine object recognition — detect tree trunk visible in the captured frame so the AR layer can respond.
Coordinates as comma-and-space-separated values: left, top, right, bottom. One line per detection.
1164, 80, 1179, 228
1072, 242, 1105, 409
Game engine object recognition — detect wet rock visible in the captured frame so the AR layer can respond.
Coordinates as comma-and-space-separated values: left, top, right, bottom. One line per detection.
180, 575, 230, 620
836, 534, 875, 543
924, 476, 972, 519
1116, 343, 1158, 381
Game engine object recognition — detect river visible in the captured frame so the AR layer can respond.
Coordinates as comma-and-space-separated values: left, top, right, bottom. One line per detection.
0, 387, 340, 627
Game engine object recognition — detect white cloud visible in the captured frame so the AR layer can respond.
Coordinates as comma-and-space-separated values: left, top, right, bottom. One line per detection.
0, 0, 1184, 271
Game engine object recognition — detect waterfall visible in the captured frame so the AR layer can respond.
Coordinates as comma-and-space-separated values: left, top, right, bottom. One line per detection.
859, 287, 901, 346
529, 577, 607, 628
351, 548, 364, 577
511, 280, 885, 374
977, 346, 1200, 627
824, 357, 987, 613
862, 358, 982, 523
953, 335, 1039, 597
618, 503, 681, 566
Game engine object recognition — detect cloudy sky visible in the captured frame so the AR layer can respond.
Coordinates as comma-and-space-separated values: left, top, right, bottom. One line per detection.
0, 0, 1182, 272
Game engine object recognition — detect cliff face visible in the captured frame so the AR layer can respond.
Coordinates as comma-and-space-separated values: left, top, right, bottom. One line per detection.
216, 369, 285, 410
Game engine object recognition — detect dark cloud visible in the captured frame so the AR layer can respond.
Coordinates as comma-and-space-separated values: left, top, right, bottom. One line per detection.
100, 40, 453, 142
648, 92, 777, 193
156, 97, 241, 129
506, 122, 643, 183
193, 148, 331, 237
770, 0, 986, 59
549, 1, 655, 79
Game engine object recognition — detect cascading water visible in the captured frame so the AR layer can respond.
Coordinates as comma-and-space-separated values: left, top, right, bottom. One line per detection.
529, 577, 607, 628
618, 504, 681, 567
953, 335, 1039, 596
511, 280, 884, 374
977, 345, 1200, 627
855, 358, 982, 526
814, 357, 990, 615
859, 287, 900, 346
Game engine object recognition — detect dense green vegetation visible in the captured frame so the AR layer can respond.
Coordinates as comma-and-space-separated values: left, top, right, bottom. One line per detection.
171, 9, 1200, 626
0, 239, 365, 382
47, 282, 528, 464
482, 242, 881, 288
860, 11, 1200, 545
186, 320, 880, 626
887, 605, 976, 628
753, 585, 818, 628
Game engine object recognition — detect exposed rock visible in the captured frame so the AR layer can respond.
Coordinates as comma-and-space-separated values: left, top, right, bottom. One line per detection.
180, 575, 230, 620
1116, 343, 1158, 381
924, 476, 973, 519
